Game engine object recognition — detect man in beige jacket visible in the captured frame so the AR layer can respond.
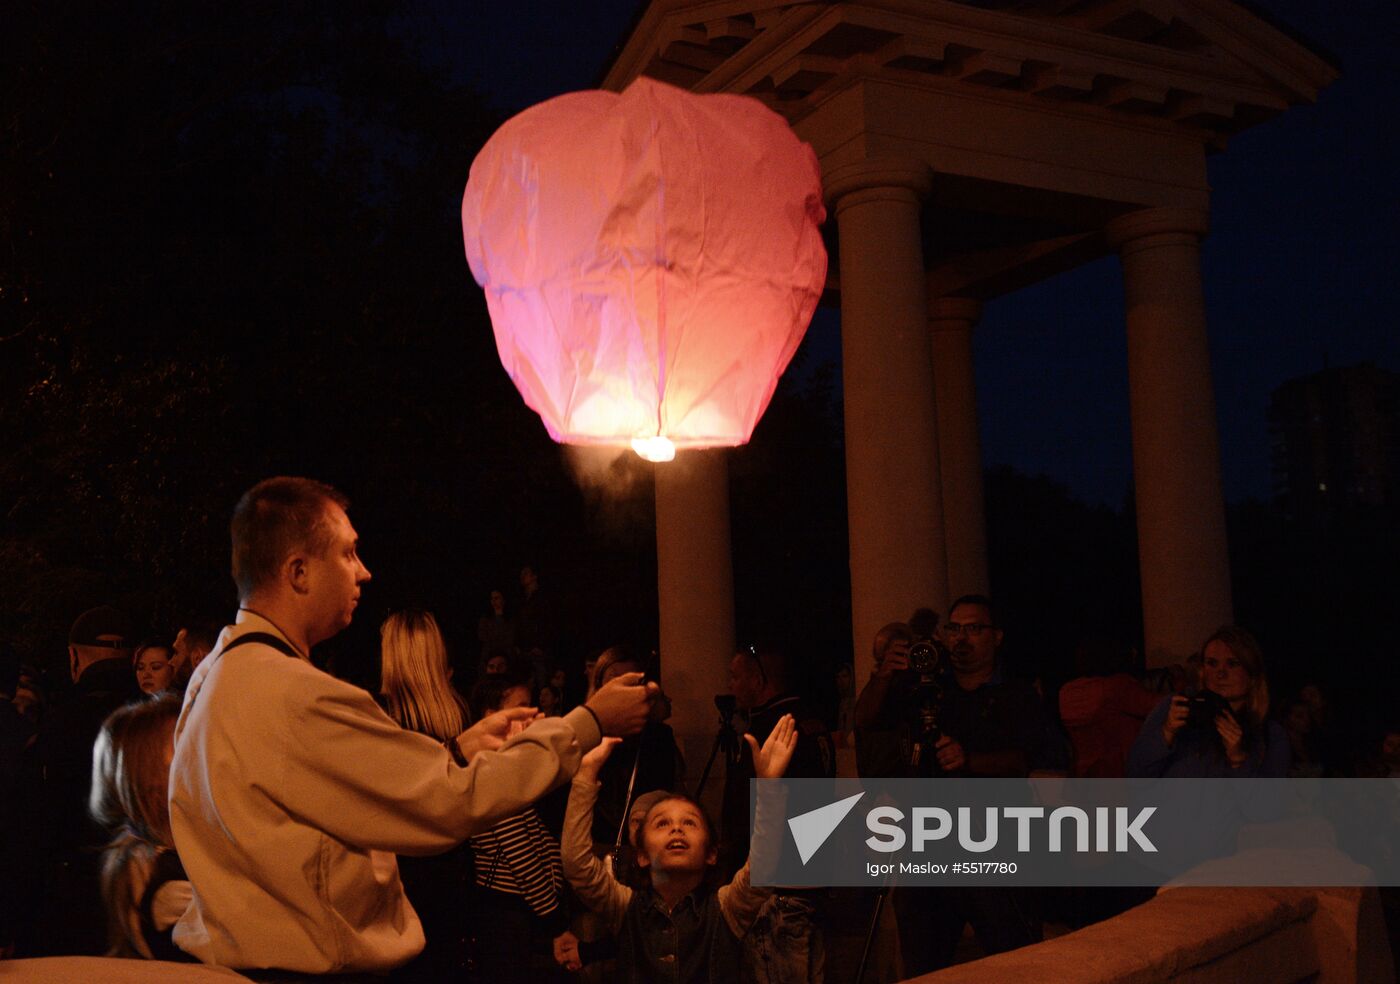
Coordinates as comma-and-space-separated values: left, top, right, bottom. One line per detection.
170, 476, 653, 975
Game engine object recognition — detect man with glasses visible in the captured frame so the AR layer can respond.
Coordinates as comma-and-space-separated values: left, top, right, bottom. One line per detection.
934, 595, 1066, 778
896, 594, 1067, 974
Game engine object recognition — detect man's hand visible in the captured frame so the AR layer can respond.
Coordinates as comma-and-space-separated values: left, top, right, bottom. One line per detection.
585, 671, 657, 737
454, 707, 538, 762
934, 734, 966, 773
553, 930, 582, 972
875, 640, 910, 679
746, 713, 798, 780
1162, 695, 1190, 746
579, 736, 621, 781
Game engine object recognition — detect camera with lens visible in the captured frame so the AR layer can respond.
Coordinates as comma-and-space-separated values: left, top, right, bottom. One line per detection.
904, 636, 951, 775
909, 639, 941, 676
1183, 688, 1232, 732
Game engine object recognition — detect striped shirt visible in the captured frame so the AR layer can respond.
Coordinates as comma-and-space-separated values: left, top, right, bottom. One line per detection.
470, 807, 563, 916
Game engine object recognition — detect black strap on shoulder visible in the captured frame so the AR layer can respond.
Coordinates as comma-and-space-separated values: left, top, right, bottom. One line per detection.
220, 631, 301, 661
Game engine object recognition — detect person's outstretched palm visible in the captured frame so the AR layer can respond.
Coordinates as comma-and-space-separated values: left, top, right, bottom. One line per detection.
746, 713, 798, 780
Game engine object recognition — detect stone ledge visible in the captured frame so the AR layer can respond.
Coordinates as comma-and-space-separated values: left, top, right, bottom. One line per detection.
908, 885, 1394, 984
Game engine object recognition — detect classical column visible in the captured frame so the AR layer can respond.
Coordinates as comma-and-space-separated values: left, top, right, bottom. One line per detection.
929, 295, 989, 599
827, 157, 949, 687
1106, 207, 1232, 667
654, 448, 735, 789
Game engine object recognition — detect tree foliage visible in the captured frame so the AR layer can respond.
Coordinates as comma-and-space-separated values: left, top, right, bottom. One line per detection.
1, 2, 581, 674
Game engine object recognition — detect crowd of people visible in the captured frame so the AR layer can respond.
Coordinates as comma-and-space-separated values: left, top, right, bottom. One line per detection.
0, 474, 1395, 982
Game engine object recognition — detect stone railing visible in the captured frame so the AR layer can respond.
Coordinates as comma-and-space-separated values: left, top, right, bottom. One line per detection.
912, 886, 1394, 984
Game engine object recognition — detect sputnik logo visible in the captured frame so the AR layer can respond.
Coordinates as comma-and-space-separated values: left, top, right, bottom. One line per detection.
788, 792, 865, 864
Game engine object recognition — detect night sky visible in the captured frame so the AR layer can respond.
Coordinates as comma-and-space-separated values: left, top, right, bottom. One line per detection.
6, 0, 1394, 684
413, 0, 1399, 507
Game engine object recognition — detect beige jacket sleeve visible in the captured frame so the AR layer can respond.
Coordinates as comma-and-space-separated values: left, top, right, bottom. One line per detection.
717, 782, 783, 937
560, 774, 632, 933
274, 664, 602, 856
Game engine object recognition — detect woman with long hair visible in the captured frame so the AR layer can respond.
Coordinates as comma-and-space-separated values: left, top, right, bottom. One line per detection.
90, 693, 190, 959
378, 609, 475, 979
1129, 625, 1288, 778
380, 609, 469, 741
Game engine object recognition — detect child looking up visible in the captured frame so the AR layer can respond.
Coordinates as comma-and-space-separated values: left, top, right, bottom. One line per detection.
562, 714, 797, 982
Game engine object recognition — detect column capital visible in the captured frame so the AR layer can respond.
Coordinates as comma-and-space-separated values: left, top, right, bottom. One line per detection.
928, 296, 983, 329
825, 156, 933, 214
1105, 207, 1209, 251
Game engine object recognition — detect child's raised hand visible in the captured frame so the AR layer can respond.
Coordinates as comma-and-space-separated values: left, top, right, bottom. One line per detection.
747, 713, 798, 779
579, 736, 622, 780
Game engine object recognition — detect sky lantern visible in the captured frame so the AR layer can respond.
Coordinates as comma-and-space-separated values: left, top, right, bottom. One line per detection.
462, 77, 827, 462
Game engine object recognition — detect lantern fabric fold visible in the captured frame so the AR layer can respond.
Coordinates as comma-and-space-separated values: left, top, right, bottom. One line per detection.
463, 76, 827, 451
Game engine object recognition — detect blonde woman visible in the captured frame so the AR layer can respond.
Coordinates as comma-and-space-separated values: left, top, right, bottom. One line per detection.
378, 609, 473, 977
89, 693, 190, 960
1129, 625, 1288, 778
379, 609, 468, 741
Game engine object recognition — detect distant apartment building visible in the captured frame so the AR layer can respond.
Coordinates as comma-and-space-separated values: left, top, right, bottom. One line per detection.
1269, 363, 1399, 518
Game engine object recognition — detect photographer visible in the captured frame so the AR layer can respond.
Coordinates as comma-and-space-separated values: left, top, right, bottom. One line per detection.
854, 600, 1066, 779
1128, 625, 1288, 778
861, 597, 1067, 974
852, 622, 938, 777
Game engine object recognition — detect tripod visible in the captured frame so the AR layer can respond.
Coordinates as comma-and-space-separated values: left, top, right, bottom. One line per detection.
857, 880, 893, 984
695, 695, 740, 802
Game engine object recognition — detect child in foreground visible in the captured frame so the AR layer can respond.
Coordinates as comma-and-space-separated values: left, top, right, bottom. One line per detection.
560, 713, 797, 981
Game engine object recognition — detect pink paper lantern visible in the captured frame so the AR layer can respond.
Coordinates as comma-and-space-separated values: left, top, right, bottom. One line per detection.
462, 77, 828, 461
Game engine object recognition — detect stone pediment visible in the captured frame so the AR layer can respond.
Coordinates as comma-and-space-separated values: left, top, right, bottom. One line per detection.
602, 0, 1338, 142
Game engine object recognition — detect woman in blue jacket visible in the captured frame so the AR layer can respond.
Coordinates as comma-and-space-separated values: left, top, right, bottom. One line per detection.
1129, 626, 1289, 779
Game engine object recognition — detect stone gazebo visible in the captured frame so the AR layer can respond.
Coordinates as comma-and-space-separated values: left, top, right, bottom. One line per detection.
603, 1, 1336, 755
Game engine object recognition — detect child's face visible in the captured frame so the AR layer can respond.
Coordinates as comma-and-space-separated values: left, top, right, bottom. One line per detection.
637, 798, 715, 874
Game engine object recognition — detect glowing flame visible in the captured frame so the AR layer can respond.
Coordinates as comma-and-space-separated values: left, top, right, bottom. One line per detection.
632, 436, 676, 462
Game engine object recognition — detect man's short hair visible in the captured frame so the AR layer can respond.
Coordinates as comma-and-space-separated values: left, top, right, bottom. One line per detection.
746, 644, 789, 693
949, 594, 996, 625
231, 477, 349, 599
179, 620, 221, 655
